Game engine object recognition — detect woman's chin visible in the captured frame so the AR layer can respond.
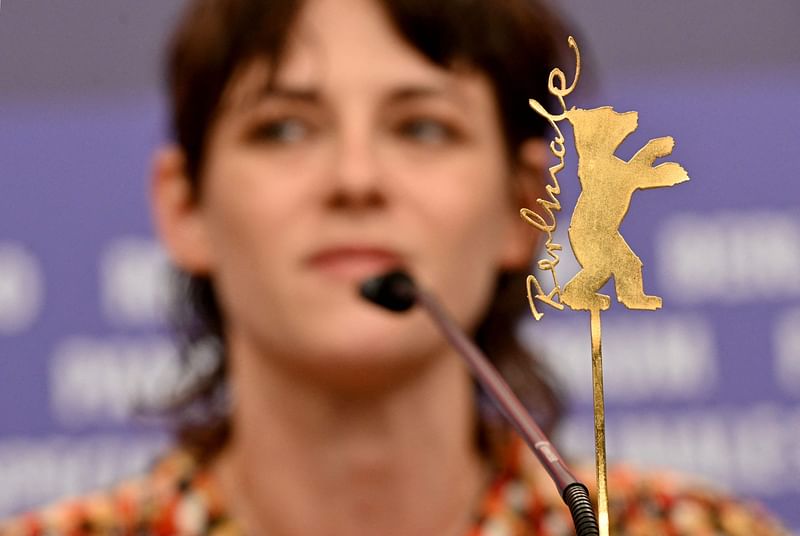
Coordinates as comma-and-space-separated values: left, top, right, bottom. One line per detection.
280, 311, 445, 394
302, 354, 435, 396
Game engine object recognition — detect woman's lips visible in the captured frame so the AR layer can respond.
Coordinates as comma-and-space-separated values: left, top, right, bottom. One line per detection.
307, 246, 404, 281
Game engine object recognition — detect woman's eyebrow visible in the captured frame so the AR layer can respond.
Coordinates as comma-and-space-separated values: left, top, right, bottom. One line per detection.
259, 85, 454, 104
385, 85, 466, 107
221, 83, 321, 114
258, 85, 321, 103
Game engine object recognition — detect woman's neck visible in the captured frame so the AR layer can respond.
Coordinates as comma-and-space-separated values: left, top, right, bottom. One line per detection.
211, 331, 488, 536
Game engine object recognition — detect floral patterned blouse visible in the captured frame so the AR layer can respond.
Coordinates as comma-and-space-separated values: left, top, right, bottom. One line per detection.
0, 439, 788, 536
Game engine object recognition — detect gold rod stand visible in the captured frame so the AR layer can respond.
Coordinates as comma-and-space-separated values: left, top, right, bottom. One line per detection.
590, 307, 610, 536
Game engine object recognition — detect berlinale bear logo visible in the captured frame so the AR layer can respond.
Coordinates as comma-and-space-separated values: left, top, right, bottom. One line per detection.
522, 37, 689, 319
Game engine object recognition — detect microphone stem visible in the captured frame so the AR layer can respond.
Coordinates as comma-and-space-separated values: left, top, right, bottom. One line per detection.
415, 289, 578, 494
358, 271, 600, 535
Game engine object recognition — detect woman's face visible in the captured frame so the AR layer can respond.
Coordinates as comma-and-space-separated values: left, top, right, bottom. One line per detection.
157, 0, 539, 389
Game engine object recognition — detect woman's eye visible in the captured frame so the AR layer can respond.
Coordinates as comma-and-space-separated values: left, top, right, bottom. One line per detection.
397, 119, 458, 145
249, 117, 311, 144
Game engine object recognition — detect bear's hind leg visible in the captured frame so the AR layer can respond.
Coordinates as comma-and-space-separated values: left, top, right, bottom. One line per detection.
612, 244, 662, 310
560, 267, 612, 311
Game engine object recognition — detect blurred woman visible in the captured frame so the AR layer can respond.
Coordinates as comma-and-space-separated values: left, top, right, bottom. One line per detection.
0, 0, 787, 534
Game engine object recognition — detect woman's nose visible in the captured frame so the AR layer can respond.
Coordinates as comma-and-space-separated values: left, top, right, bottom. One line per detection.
326, 128, 386, 210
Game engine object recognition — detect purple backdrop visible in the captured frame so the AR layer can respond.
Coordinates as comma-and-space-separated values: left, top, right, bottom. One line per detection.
1, 0, 799, 531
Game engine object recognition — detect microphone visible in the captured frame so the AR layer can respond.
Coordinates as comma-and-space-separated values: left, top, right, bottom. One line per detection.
361, 270, 599, 536
359, 270, 416, 312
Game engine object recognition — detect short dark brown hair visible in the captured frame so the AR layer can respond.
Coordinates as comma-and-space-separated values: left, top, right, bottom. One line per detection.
165, 0, 569, 461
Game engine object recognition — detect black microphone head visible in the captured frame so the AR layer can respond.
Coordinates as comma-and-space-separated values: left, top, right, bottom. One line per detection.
359, 270, 417, 312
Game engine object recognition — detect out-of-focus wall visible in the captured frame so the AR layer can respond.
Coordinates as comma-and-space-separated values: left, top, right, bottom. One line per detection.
1, 0, 798, 530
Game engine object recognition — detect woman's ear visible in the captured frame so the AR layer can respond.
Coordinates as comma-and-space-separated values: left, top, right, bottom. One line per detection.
499, 138, 549, 271
150, 145, 213, 275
